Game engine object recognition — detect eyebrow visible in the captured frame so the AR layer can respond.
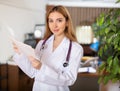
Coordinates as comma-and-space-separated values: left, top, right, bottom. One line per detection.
48, 17, 64, 20
48, 18, 64, 20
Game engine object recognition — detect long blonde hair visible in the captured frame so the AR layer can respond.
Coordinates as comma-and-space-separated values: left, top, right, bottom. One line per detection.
44, 5, 77, 42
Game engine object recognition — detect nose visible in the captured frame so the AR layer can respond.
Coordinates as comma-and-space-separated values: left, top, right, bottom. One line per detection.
53, 21, 58, 28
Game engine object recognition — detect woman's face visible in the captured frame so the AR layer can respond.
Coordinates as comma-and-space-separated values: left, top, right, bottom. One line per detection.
48, 11, 67, 37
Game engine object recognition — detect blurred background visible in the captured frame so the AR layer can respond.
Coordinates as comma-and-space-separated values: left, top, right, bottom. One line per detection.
0, 0, 119, 91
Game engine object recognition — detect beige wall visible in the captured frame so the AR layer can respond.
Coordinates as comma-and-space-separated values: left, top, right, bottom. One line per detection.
0, 1, 46, 62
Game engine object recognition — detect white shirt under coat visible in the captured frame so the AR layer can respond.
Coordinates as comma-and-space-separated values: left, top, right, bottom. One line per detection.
13, 35, 83, 91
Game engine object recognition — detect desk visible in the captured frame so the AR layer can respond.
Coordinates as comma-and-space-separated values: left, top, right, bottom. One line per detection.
78, 72, 99, 77
0, 64, 8, 91
8, 65, 33, 91
70, 72, 99, 91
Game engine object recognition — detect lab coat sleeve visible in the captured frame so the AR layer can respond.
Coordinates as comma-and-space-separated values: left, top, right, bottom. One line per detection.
12, 40, 44, 78
13, 53, 38, 78
35, 44, 83, 86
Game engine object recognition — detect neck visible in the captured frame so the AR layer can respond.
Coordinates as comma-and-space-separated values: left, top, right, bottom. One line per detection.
54, 34, 65, 42
52, 35, 65, 52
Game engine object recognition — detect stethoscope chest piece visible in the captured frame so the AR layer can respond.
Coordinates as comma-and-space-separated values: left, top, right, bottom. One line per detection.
63, 62, 69, 67
41, 38, 72, 68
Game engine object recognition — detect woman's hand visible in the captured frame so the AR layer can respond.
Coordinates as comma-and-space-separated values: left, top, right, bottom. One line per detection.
12, 42, 21, 55
28, 56, 42, 70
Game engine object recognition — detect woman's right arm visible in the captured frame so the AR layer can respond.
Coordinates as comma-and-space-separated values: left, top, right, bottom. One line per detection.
12, 41, 43, 78
13, 53, 37, 78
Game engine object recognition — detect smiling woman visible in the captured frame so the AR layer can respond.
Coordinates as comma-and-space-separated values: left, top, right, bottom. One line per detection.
12, 5, 83, 91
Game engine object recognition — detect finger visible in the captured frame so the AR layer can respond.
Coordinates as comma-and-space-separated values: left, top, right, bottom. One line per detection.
28, 56, 35, 62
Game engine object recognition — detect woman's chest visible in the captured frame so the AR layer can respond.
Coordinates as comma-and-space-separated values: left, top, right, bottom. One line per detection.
41, 44, 67, 64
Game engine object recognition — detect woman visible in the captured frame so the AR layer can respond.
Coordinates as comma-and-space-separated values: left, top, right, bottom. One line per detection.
12, 5, 83, 91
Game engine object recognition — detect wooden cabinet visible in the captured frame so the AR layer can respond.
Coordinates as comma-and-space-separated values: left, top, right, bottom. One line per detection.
70, 72, 99, 91
8, 65, 34, 91
0, 64, 8, 91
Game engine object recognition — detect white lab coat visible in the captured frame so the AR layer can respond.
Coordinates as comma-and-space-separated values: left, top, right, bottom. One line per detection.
13, 35, 83, 91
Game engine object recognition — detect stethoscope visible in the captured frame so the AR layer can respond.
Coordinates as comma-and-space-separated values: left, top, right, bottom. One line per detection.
40, 38, 72, 67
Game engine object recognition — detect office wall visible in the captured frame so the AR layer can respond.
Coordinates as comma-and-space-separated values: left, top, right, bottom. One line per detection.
0, 1, 46, 62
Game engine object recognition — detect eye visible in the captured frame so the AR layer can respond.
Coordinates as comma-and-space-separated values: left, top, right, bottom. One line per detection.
57, 19, 63, 22
48, 19, 53, 23
58, 19, 62, 22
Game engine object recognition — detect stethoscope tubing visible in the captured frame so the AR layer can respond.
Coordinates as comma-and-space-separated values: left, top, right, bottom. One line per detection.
40, 38, 72, 67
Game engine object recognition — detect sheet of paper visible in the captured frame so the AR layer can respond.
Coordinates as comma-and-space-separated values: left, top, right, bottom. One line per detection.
10, 37, 39, 60
78, 67, 96, 73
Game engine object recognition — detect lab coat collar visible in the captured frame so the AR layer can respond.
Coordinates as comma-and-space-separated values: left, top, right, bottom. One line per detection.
48, 35, 69, 52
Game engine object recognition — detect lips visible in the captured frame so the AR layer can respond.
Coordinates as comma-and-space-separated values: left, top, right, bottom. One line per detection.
53, 29, 59, 32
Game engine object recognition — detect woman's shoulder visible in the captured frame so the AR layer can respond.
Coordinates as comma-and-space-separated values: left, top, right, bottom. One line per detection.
72, 41, 82, 48
36, 35, 53, 46
70, 41, 83, 57
36, 39, 44, 46
72, 41, 83, 52
64, 37, 83, 51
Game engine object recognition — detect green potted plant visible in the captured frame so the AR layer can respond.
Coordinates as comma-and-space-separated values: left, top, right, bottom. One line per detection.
92, 0, 120, 91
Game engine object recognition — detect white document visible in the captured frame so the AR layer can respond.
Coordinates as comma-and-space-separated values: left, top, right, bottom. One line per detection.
10, 37, 39, 60
78, 67, 96, 73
